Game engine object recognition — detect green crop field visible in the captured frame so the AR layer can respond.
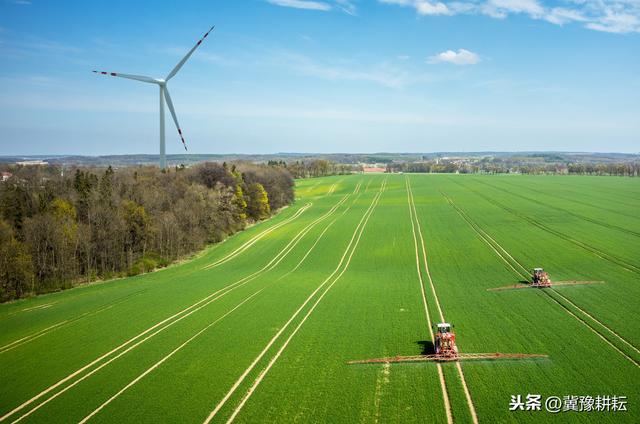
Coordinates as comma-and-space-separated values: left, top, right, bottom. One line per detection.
0, 174, 638, 423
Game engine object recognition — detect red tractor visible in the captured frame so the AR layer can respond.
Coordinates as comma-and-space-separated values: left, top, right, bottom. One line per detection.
531, 268, 552, 288
434, 323, 458, 360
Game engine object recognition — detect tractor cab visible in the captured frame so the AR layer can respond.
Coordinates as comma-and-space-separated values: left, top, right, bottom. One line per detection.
531, 268, 551, 287
436, 323, 453, 334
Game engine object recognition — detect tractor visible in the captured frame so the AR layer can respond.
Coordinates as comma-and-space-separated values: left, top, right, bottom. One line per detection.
487, 268, 601, 292
531, 268, 552, 287
434, 323, 458, 360
348, 321, 548, 365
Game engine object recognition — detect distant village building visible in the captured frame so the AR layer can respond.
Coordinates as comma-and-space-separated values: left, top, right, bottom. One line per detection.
362, 165, 386, 173
1, 172, 12, 182
16, 160, 48, 166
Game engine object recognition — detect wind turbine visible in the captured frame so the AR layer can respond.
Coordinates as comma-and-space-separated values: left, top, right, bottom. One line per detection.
93, 25, 215, 169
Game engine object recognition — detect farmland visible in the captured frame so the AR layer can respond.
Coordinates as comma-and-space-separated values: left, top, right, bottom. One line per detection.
0, 174, 638, 423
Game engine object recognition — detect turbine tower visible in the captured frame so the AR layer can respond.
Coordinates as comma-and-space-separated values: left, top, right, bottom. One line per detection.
93, 26, 215, 169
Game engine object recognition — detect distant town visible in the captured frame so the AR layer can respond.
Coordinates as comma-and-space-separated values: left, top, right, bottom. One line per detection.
1, 152, 638, 177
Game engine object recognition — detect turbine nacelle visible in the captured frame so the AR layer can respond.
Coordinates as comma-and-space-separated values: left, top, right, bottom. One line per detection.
93, 25, 215, 168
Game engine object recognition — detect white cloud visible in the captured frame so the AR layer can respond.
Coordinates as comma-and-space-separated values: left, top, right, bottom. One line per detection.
379, 0, 640, 33
267, 0, 332, 11
417, 1, 452, 15
544, 7, 588, 25
266, 0, 358, 14
483, 0, 544, 18
427, 49, 480, 65
336, 0, 357, 15
585, 10, 640, 33
380, 0, 452, 15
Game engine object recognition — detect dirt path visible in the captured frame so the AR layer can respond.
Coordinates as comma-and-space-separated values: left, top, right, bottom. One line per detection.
442, 192, 640, 369
204, 179, 387, 424
406, 178, 478, 424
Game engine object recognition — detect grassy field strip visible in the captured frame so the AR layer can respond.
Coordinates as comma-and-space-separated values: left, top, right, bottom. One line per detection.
72, 183, 360, 423
0, 195, 348, 423
407, 178, 478, 424
77, 285, 270, 424
548, 290, 640, 356
0, 289, 147, 355
280, 179, 364, 283
202, 203, 312, 270
364, 178, 373, 192
551, 178, 640, 208
539, 292, 640, 367
498, 178, 640, 222
475, 178, 640, 238
204, 178, 387, 423
277, 181, 363, 281
304, 180, 322, 194
218, 178, 386, 424
452, 178, 640, 274
404, 178, 453, 424
441, 192, 640, 368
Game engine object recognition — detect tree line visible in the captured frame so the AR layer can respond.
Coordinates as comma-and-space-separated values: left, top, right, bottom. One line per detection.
0, 162, 294, 302
268, 160, 361, 178
386, 160, 640, 176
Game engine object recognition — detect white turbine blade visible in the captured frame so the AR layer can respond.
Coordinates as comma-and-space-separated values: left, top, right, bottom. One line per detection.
92, 70, 158, 84
163, 87, 187, 151
165, 25, 215, 81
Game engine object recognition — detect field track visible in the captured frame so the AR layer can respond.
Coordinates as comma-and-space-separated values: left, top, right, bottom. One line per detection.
0, 174, 638, 423
405, 178, 452, 424
406, 178, 478, 424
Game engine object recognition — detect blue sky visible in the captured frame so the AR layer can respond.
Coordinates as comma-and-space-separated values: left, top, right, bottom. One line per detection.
0, 0, 638, 155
